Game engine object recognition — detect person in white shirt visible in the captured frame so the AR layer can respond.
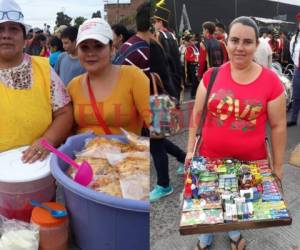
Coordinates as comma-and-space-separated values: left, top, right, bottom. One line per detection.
288, 13, 300, 126
254, 37, 273, 68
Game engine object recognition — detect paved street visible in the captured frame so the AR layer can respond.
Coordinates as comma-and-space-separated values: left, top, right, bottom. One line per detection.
150, 90, 300, 250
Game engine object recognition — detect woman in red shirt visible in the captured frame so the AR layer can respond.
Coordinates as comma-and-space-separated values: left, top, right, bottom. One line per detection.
187, 16, 286, 250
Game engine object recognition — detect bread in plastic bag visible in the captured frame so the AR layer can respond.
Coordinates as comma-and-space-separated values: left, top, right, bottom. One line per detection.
0, 215, 39, 250
105, 151, 150, 166
90, 174, 122, 197
120, 173, 149, 200
121, 128, 149, 151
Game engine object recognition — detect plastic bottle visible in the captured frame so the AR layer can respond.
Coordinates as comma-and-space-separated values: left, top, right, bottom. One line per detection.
30, 202, 69, 250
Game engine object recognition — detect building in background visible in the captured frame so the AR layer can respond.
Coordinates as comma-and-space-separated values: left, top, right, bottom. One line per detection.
104, 0, 144, 28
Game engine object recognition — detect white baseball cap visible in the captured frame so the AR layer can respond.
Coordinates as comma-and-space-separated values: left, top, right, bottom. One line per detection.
0, 0, 30, 31
76, 18, 113, 47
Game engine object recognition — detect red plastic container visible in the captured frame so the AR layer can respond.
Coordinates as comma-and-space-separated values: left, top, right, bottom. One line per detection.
0, 146, 56, 222
0, 176, 56, 222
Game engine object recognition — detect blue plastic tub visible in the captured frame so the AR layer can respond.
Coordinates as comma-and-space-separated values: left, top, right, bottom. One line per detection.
50, 133, 149, 250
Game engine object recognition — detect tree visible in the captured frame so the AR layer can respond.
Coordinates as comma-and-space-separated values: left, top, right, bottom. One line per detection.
55, 11, 72, 26
74, 16, 87, 29
92, 10, 101, 18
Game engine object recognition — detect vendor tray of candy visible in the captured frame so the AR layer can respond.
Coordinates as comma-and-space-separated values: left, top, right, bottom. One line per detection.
180, 157, 292, 235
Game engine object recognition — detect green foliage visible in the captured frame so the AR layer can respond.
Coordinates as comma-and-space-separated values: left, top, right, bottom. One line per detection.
55, 12, 72, 26
92, 10, 101, 18
119, 12, 136, 28
74, 16, 87, 28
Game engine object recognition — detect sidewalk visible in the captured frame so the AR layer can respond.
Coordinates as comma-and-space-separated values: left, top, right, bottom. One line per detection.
150, 124, 300, 250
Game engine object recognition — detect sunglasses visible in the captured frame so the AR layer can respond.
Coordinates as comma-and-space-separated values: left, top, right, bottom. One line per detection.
0, 11, 24, 21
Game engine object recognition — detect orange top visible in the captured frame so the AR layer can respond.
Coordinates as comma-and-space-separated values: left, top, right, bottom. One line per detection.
67, 65, 150, 135
31, 202, 68, 227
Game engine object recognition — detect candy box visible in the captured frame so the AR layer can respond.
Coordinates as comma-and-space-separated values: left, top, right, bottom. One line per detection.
183, 198, 222, 211
199, 172, 218, 182
180, 157, 292, 235
180, 209, 224, 226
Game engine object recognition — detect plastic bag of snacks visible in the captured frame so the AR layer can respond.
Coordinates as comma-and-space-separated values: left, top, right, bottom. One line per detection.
75, 136, 123, 158
105, 151, 150, 166
120, 128, 149, 151
120, 173, 149, 200
67, 132, 150, 200
0, 215, 39, 250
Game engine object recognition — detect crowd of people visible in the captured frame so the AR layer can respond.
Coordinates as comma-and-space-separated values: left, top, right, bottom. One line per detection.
0, 0, 150, 160
148, 2, 299, 250
1, 0, 300, 249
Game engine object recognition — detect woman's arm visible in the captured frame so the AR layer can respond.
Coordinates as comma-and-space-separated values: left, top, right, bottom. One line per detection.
267, 93, 287, 180
132, 68, 151, 128
22, 103, 74, 163
42, 103, 74, 146
186, 80, 207, 161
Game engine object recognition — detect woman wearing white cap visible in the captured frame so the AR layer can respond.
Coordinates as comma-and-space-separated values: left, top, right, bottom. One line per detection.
0, 0, 73, 162
67, 18, 150, 135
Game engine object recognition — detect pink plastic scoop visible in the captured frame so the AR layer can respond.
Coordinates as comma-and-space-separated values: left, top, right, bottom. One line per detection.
40, 139, 93, 186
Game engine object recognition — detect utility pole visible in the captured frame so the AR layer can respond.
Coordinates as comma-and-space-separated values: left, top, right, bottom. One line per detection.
117, 0, 119, 23
234, 0, 237, 18
173, 0, 178, 34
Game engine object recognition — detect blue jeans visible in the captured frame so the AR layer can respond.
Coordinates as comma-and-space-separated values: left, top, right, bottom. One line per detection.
198, 231, 241, 247
290, 67, 300, 122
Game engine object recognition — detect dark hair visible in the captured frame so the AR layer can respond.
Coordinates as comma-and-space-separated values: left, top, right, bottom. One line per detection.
127, 29, 135, 37
229, 16, 259, 41
36, 34, 47, 42
279, 31, 287, 36
61, 26, 78, 42
161, 19, 168, 28
202, 21, 216, 35
136, 2, 151, 32
50, 36, 64, 51
216, 23, 226, 31
27, 34, 47, 55
183, 34, 192, 41
259, 27, 269, 37
111, 24, 132, 43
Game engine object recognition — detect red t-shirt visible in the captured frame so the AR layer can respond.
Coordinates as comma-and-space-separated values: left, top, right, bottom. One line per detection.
199, 62, 284, 160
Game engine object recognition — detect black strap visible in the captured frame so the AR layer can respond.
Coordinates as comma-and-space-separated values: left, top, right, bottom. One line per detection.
196, 67, 219, 137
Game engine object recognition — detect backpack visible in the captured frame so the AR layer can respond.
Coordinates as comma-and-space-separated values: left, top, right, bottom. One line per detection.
112, 41, 149, 65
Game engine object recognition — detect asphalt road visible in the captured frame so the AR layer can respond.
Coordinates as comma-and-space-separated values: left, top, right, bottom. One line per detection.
150, 91, 300, 250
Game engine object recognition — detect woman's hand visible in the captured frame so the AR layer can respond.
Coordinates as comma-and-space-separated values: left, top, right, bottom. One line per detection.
22, 138, 51, 164
184, 152, 194, 167
22, 103, 74, 164
273, 166, 283, 181
273, 167, 284, 194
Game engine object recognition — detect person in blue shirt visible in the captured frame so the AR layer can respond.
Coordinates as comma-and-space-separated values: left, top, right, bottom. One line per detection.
49, 36, 64, 67
54, 26, 86, 86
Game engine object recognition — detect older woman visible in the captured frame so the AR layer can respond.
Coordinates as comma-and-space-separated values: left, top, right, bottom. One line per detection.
187, 17, 286, 250
67, 18, 150, 135
0, 0, 73, 163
